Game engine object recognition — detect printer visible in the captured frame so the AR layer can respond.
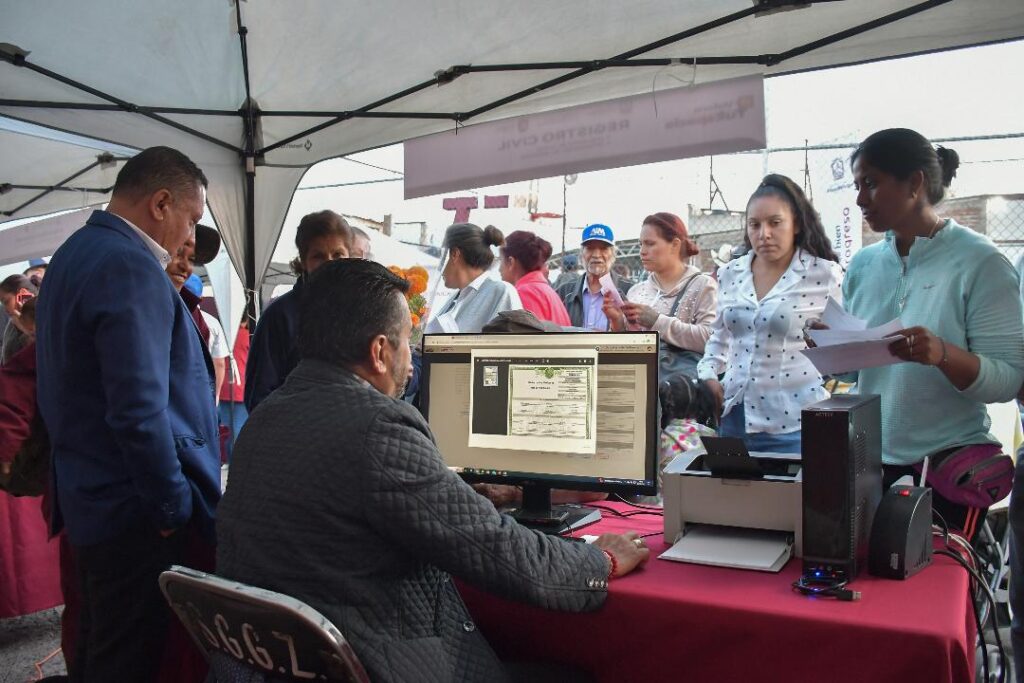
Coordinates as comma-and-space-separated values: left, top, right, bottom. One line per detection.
661, 440, 802, 572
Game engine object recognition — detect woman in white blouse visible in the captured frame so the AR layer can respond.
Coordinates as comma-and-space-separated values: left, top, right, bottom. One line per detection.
697, 175, 843, 453
603, 212, 718, 367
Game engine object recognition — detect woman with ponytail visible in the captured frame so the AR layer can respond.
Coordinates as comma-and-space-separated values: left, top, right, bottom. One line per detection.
832, 128, 1024, 543
697, 175, 843, 452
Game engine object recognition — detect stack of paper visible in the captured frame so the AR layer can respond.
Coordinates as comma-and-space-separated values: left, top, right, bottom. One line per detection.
660, 525, 793, 572
800, 298, 905, 375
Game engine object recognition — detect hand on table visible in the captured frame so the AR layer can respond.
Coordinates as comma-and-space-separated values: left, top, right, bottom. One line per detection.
0, 461, 10, 477
593, 531, 651, 578
472, 483, 521, 508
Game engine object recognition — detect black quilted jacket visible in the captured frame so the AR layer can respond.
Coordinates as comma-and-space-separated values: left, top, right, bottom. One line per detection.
216, 359, 609, 682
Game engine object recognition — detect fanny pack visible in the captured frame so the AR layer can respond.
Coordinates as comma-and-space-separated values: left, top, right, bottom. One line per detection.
913, 443, 1014, 508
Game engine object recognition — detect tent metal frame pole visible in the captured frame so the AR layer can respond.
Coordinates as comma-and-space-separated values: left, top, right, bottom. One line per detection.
458, 3, 764, 121
259, 111, 456, 119
776, 0, 954, 63
0, 99, 240, 116
257, 77, 445, 156
256, 4, 762, 153
0, 50, 243, 153
1, 156, 115, 217
0, 0, 956, 161
235, 0, 261, 329
3, 183, 113, 194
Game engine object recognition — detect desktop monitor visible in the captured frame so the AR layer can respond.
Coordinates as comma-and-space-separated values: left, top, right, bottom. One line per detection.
420, 332, 659, 531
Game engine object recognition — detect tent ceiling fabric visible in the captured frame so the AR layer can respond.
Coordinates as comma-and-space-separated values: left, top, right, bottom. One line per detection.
0, 128, 125, 219
3, 0, 1023, 291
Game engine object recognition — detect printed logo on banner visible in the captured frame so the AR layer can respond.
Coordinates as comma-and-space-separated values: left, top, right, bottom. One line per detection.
831, 158, 845, 181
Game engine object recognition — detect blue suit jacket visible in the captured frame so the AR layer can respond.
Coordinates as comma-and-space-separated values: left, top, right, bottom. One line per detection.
36, 210, 221, 546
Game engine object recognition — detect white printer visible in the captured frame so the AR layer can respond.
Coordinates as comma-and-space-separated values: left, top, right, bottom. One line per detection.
661, 438, 802, 572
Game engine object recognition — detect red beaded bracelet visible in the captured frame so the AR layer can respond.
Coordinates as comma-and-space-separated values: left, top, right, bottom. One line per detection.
602, 549, 618, 579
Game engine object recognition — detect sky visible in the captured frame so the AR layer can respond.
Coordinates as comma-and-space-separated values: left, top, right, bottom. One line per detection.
2, 39, 1023, 281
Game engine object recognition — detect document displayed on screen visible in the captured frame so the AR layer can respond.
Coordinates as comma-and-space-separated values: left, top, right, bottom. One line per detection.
469, 348, 598, 454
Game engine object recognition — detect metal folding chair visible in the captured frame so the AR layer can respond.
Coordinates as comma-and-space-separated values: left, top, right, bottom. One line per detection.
159, 565, 370, 683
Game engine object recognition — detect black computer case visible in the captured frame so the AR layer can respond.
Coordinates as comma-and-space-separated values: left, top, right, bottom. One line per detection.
800, 394, 882, 583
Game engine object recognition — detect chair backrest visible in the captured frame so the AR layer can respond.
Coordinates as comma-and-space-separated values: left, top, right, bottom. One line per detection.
159, 565, 370, 683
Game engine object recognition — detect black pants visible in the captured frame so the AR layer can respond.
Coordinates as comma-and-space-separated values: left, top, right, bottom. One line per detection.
71, 524, 186, 683
882, 465, 988, 542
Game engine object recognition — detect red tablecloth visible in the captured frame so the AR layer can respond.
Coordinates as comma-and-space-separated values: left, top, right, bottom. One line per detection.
459, 503, 975, 683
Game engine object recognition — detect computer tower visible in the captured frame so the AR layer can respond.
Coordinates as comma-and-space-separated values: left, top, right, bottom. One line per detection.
800, 394, 882, 584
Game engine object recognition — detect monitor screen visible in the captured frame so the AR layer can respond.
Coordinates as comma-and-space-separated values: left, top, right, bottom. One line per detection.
420, 332, 659, 503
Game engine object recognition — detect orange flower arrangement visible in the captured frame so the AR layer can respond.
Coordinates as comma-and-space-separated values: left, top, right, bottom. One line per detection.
389, 265, 430, 338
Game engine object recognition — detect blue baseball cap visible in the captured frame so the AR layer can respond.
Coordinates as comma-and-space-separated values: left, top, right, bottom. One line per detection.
581, 223, 614, 246
183, 274, 204, 297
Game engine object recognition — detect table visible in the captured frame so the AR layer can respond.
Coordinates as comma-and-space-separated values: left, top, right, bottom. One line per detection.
459, 502, 975, 683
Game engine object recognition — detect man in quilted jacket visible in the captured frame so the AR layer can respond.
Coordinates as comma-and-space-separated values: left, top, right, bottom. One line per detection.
216, 259, 649, 682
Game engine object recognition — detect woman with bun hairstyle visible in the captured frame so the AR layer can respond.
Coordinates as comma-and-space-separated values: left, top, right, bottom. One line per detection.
426, 223, 522, 334
604, 212, 718, 357
698, 175, 843, 453
837, 128, 1024, 541
499, 230, 571, 325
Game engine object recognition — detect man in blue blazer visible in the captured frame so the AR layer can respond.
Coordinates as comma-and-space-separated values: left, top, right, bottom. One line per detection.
35, 146, 221, 682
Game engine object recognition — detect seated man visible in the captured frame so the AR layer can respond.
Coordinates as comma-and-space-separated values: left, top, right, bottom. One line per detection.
216, 259, 648, 683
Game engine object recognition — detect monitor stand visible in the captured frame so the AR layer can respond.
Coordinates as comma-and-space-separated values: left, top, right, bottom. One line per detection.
509, 484, 602, 535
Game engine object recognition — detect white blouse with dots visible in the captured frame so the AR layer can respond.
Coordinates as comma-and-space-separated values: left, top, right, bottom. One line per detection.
697, 249, 844, 434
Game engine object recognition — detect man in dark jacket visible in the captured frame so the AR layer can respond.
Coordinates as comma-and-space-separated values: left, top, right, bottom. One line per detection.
556, 224, 630, 330
216, 259, 649, 682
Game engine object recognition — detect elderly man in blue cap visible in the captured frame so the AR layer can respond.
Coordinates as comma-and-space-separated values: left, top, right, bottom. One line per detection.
556, 223, 630, 331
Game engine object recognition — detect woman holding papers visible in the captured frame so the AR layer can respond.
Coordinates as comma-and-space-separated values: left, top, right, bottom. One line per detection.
604, 212, 718, 365
842, 128, 1024, 539
425, 223, 522, 334
697, 175, 843, 453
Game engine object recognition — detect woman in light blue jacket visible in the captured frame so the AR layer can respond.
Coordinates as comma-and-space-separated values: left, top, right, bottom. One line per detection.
842, 128, 1024, 541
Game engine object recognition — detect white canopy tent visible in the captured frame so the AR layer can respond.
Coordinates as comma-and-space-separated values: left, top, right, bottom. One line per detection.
3, 0, 1023, 320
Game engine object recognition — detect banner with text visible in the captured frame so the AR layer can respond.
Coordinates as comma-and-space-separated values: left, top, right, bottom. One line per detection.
809, 149, 861, 269
404, 75, 766, 199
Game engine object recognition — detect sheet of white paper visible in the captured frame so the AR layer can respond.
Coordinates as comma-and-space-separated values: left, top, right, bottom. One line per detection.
598, 273, 625, 308
801, 335, 903, 375
468, 348, 599, 454
808, 319, 904, 347
820, 297, 865, 331
660, 525, 793, 572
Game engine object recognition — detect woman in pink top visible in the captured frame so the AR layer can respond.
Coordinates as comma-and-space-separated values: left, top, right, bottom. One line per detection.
500, 231, 572, 326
